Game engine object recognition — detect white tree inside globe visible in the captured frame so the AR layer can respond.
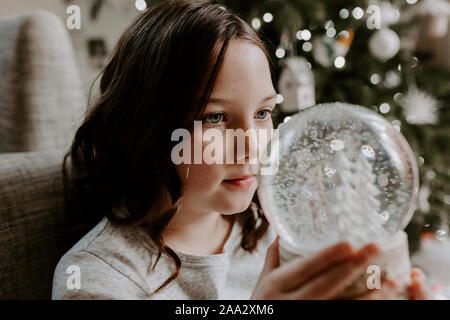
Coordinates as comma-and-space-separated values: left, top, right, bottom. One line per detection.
258, 102, 419, 257
328, 151, 390, 243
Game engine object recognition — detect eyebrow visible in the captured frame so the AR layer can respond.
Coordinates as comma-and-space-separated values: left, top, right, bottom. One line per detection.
208, 93, 278, 105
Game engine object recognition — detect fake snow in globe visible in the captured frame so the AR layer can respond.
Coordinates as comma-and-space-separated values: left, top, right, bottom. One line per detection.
258, 102, 420, 257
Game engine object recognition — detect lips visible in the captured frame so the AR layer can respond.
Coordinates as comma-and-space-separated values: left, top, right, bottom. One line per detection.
223, 174, 257, 188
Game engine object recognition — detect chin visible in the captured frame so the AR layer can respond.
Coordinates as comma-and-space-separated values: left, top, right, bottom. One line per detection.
218, 196, 254, 214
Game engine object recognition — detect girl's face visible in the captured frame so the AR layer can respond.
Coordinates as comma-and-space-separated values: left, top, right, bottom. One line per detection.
176, 39, 277, 215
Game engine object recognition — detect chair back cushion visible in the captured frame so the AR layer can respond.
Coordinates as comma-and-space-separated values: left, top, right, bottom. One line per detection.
0, 10, 85, 153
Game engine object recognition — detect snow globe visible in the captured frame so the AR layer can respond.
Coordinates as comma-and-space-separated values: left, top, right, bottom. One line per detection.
257, 102, 419, 298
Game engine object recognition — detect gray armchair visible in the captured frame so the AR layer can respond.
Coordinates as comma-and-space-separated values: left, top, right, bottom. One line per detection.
0, 11, 90, 299
0, 151, 72, 299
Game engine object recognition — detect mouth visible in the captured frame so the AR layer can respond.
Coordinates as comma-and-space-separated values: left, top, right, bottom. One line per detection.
222, 175, 257, 188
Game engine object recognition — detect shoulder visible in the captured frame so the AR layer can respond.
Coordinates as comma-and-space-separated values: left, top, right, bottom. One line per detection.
52, 217, 159, 299
52, 249, 149, 299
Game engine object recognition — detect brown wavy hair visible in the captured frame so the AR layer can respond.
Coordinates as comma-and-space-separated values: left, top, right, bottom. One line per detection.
63, 0, 273, 294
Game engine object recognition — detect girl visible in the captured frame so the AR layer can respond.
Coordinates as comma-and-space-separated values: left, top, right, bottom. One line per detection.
52, 0, 429, 300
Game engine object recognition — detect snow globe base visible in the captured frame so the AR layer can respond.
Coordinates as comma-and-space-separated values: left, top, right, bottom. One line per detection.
278, 231, 411, 299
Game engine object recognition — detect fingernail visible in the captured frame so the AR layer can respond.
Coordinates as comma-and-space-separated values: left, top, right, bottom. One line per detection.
411, 268, 424, 281
337, 242, 354, 256
366, 244, 382, 256
359, 244, 381, 261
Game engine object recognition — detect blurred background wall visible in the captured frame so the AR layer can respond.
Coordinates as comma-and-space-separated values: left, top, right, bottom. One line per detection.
0, 0, 143, 99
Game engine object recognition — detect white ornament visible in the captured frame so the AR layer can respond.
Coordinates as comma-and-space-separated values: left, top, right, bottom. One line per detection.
278, 57, 315, 112
369, 28, 400, 61
398, 87, 440, 125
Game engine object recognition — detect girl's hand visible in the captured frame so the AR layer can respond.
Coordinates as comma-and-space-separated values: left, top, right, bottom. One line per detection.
407, 268, 431, 300
355, 278, 400, 299
251, 237, 382, 299
357, 267, 431, 300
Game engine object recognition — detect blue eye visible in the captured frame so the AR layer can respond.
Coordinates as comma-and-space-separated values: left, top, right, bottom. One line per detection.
202, 113, 225, 124
256, 109, 271, 120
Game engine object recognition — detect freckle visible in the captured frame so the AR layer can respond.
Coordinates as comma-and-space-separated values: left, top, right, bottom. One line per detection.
186, 167, 189, 179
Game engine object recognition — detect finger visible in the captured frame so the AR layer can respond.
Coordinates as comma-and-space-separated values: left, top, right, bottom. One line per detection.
259, 236, 280, 278
272, 242, 356, 290
356, 279, 400, 300
411, 267, 426, 282
408, 268, 430, 300
288, 243, 381, 299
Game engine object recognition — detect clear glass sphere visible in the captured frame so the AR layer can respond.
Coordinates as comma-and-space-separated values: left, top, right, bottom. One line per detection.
258, 102, 419, 255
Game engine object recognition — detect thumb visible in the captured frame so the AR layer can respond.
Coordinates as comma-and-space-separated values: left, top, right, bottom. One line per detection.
260, 236, 280, 277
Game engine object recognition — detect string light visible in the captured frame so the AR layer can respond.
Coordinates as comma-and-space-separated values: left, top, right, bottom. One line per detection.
251, 18, 261, 30
135, 0, 147, 11
339, 8, 350, 19
370, 74, 381, 85
263, 12, 273, 23
275, 48, 285, 59
426, 170, 436, 180
302, 42, 312, 52
379, 103, 390, 113
352, 7, 364, 19
301, 29, 311, 41
276, 94, 284, 104
384, 71, 401, 88
334, 56, 345, 68
326, 28, 336, 37
340, 30, 351, 39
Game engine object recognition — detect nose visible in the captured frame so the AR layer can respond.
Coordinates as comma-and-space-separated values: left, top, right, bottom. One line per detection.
233, 121, 259, 164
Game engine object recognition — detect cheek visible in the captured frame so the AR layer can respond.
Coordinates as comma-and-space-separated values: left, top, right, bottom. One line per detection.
176, 162, 223, 193
174, 129, 226, 196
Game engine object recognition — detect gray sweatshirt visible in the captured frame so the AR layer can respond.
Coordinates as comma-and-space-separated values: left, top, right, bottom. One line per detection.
52, 216, 276, 300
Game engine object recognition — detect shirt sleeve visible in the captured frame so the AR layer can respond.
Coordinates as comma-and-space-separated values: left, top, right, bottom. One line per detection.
52, 250, 150, 300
